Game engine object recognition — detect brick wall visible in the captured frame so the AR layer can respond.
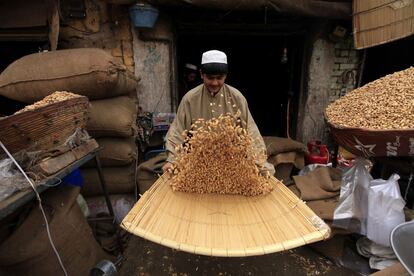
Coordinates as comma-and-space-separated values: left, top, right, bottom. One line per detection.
297, 33, 361, 146
329, 37, 360, 103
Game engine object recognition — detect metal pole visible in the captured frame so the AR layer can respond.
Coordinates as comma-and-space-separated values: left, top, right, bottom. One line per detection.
94, 154, 115, 217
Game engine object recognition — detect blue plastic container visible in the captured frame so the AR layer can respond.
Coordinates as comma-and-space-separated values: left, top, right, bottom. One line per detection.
62, 168, 84, 187
129, 3, 159, 28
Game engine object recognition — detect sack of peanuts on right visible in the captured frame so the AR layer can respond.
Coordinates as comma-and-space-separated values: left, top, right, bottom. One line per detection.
325, 67, 414, 157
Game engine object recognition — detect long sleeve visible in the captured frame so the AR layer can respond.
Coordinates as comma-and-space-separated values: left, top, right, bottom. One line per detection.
165, 97, 190, 163
165, 84, 275, 176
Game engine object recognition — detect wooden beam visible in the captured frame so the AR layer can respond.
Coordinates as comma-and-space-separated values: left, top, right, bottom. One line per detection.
153, 0, 352, 19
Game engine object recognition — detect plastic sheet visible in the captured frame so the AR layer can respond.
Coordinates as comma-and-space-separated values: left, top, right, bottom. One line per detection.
356, 237, 398, 270
367, 174, 405, 246
0, 158, 29, 201
64, 128, 91, 148
298, 163, 332, 176
333, 158, 372, 235
86, 194, 135, 224
333, 159, 406, 246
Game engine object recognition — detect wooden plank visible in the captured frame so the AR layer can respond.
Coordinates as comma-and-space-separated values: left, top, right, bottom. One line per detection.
32, 151, 77, 176
72, 139, 99, 159
30, 139, 99, 176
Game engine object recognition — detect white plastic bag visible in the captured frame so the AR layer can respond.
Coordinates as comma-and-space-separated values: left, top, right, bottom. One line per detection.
86, 194, 135, 223
356, 237, 398, 270
367, 174, 405, 247
298, 163, 332, 176
0, 158, 28, 201
333, 158, 372, 234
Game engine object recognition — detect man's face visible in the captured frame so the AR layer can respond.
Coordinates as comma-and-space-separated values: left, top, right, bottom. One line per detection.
186, 72, 197, 82
201, 73, 227, 94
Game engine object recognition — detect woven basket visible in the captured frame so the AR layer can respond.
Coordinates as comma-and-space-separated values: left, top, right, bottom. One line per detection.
0, 96, 89, 154
328, 122, 414, 158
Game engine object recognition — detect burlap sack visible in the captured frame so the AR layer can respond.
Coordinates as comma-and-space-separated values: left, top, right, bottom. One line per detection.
0, 48, 139, 103
306, 198, 339, 221
0, 186, 109, 276
84, 137, 137, 167
81, 165, 136, 196
263, 136, 307, 156
137, 152, 167, 194
293, 167, 341, 201
288, 184, 339, 221
87, 96, 137, 137
268, 151, 305, 183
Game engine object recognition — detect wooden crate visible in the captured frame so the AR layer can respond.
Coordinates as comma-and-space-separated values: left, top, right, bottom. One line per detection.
31, 139, 99, 176
0, 96, 89, 154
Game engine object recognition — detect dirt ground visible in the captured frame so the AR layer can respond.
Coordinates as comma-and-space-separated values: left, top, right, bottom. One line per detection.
118, 235, 360, 276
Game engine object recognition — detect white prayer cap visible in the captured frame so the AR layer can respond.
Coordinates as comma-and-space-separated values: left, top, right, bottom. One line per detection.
201, 50, 227, 65
185, 63, 197, 71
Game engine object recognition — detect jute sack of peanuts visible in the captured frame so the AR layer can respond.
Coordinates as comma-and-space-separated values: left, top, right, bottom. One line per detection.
0, 48, 139, 103
87, 96, 138, 138
169, 112, 273, 196
326, 67, 414, 130
325, 67, 414, 157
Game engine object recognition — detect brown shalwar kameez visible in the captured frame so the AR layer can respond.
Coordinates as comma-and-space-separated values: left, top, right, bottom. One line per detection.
165, 83, 275, 175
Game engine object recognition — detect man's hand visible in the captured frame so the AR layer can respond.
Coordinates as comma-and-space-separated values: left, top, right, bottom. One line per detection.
162, 162, 174, 173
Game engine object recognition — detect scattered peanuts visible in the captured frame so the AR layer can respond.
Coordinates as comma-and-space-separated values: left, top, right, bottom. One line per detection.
169, 112, 273, 196
325, 67, 414, 130
15, 91, 81, 114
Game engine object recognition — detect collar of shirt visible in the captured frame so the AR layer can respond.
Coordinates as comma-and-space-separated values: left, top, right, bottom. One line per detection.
204, 85, 224, 98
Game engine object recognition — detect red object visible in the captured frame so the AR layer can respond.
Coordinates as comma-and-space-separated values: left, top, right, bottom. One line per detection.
305, 140, 329, 165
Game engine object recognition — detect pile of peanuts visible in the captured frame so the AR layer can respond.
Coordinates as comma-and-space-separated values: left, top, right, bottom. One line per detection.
325, 67, 414, 130
15, 91, 81, 114
169, 112, 273, 196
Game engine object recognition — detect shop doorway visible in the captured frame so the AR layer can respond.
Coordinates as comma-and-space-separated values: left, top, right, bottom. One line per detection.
176, 33, 304, 138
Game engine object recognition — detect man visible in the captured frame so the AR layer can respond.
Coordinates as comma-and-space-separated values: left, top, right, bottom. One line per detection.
182, 63, 199, 92
162, 50, 275, 175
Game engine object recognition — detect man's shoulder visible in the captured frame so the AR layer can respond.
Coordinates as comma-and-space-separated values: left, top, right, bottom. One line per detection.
182, 84, 203, 102
225, 84, 246, 101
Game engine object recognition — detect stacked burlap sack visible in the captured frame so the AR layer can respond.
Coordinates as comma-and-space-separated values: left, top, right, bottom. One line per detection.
263, 136, 307, 183
290, 166, 342, 223
81, 95, 138, 219
262, 137, 345, 235
68, 58, 139, 221
136, 152, 167, 194
0, 48, 139, 220
0, 48, 137, 103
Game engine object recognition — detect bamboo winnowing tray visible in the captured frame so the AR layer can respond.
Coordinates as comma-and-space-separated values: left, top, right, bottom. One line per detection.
121, 175, 330, 257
